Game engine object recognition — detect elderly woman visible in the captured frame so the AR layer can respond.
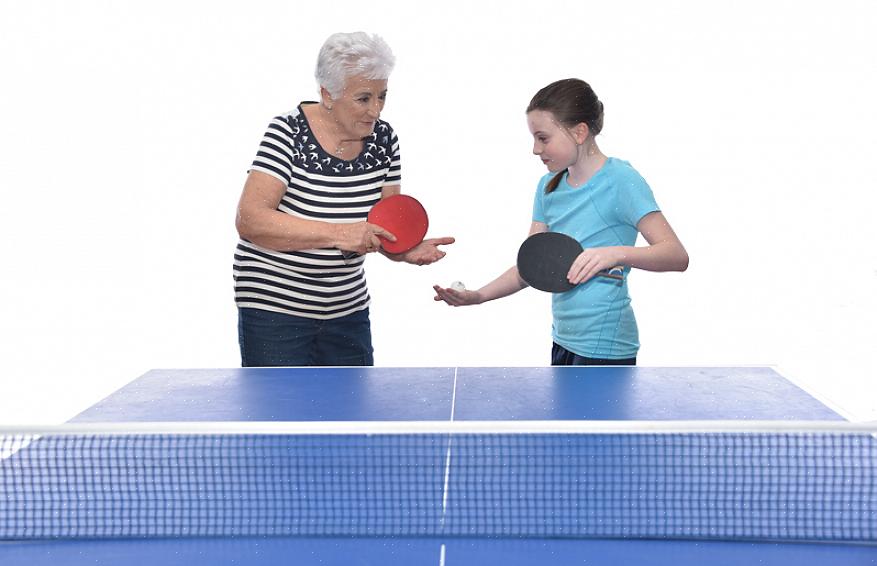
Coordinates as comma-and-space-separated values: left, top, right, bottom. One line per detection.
234, 32, 453, 367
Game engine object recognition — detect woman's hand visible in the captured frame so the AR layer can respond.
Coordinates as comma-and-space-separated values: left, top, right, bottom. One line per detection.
388, 237, 455, 265
336, 222, 397, 255
568, 246, 626, 285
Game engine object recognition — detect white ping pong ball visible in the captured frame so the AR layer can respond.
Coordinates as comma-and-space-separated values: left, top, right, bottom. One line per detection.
450, 281, 466, 291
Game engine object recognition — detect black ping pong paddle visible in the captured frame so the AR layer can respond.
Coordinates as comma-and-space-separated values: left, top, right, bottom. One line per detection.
517, 232, 623, 293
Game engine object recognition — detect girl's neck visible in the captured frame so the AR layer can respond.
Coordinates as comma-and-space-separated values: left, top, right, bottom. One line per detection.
567, 144, 607, 188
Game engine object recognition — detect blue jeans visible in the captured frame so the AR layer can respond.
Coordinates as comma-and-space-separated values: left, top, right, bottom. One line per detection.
238, 307, 374, 367
551, 342, 636, 366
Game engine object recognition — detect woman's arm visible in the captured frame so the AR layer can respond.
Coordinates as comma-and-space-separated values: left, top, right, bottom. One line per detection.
378, 185, 455, 265
235, 171, 394, 255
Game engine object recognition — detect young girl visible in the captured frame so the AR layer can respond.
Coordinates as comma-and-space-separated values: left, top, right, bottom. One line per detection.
433, 78, 688, 366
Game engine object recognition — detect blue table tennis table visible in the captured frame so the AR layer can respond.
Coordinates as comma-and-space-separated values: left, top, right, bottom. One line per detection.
1, 366, 874, 565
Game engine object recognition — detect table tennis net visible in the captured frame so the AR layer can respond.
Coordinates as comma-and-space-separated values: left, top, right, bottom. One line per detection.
1, 422, 875, 542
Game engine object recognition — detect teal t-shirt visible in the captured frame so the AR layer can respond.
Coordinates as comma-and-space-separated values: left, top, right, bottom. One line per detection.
532, 157, 660, 359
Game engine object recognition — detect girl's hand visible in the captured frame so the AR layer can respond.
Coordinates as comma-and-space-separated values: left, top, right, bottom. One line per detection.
568, 246, 626, 285
433, 284, 482, 307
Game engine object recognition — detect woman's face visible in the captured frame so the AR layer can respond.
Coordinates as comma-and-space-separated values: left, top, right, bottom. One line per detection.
327, 76, 388, 139
527, 110, 578, 172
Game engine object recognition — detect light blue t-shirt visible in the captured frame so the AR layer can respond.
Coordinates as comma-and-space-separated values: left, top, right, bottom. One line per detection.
532, 157, 660, 359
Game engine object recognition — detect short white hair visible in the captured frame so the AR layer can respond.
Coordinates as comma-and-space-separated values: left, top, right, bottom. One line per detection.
315, 32, 396, 99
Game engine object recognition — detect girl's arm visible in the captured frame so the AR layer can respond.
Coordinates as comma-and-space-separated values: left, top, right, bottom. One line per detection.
433, 221, 547, 306
568, 211, 689, 284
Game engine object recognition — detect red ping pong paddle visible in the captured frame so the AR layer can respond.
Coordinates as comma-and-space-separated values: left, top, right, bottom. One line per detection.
367, 194, 429, 254
517, 232, 623, 293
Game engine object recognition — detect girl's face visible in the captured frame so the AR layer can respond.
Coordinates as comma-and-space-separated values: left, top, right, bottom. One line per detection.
326, 76, 388, 139
527, 110, 578, 172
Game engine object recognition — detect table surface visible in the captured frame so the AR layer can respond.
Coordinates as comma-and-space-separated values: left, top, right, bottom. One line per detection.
2, 366, 874, 565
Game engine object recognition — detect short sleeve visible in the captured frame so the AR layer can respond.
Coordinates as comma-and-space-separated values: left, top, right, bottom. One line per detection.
616, 168, 660, 227
382, 124, 401, 187
249, 116, 295, 185
532, 175, 550, 223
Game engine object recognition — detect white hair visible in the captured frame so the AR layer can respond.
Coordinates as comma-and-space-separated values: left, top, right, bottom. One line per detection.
315, 32, 396, 99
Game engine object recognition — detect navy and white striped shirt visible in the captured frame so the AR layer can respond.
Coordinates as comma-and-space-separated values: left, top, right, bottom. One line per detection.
234, 103, 401, 319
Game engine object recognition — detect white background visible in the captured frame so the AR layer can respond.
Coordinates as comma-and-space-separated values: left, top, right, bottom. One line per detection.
1, 1, 875, 424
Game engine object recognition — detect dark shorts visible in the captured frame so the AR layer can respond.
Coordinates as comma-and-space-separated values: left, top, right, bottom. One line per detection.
551, 342, 636, 366
238, 307, 374, 367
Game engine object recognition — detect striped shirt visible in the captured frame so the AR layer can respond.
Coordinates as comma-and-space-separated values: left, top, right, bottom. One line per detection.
233, 103, 401, 319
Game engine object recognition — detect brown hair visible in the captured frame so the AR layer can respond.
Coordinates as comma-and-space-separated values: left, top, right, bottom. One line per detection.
527, 79, 604, 194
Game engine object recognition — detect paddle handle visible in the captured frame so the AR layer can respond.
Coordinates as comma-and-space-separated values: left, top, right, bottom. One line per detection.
599, 268, 625, 281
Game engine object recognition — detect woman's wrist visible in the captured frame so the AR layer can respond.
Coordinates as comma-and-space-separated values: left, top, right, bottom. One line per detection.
379, 249, 404, 262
